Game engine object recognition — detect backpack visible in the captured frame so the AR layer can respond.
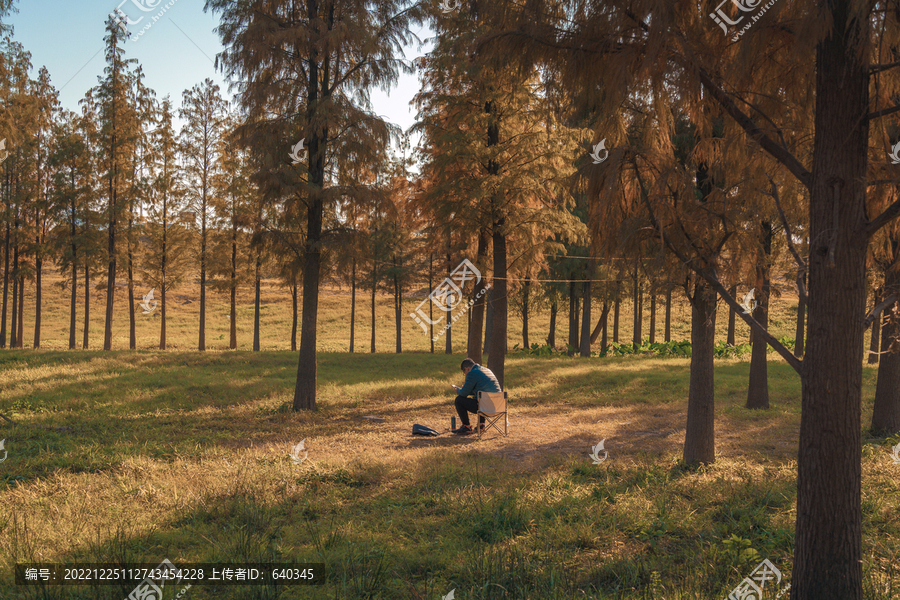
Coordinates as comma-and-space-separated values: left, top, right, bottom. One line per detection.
412, 423, 440, 436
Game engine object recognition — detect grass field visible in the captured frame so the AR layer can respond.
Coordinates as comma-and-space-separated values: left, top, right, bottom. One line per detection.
1, 351, 898, 599
3, 270, 800, 352
1, 272, 897, 599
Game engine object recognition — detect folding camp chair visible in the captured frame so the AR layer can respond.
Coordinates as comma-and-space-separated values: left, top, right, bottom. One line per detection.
477, 391, 508, 438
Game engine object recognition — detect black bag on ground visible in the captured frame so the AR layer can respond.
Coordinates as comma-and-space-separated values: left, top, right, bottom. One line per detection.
412, 424, 440, 436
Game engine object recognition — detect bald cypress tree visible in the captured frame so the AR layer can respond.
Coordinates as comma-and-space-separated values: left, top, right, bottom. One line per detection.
206, 0, 421, 409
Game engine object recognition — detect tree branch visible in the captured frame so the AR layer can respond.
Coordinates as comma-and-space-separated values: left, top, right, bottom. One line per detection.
864, 293, 899, 329
696, 68, 813, 191
867, 196, 900, 235
633, 163, 802, 374
866, 103, 900, 121
767, 175, 807, 302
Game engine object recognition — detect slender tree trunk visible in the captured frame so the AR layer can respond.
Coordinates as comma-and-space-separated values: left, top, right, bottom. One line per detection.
1, 221, 8, 349
522, 275, 530, 348
69, 246, 77, 350
792, 13, 868, 596
16, 271, 23, 348
665, 287, 672, 342
580, 273, 592, 357
726, 284, 737, 346
487, 226, 507, 388
795, 272, 807, 357
649, 286, 656, 344
253, 250, 261, 352
467, 230, 489, 362
33, 253, 41, 349
747, 221, 773, 409
10, 263, 16, 349
370, 260, 377, 353
428, 253, 434, 353
683, 279, 717, 465
290, 23, 331, 412
600, 304, 609, 352
632, 269, 642, 351
104, 185, 117, 351
349, 257, 356, 353
127, 217, 135, 350
230, 218, 237, 350
11, 213, 18, 349
613, 280, 621, 343
547, 298, 557, 348
567, 281, 577, 356
393, 256, 401, 354
291, 277, 298, 352
871, 238, 900, 435
445, 249, 452, 354
483, 287, 493, 355
868, 287, 881, 364
83, 264, 90, 349
199, 204, 207, 351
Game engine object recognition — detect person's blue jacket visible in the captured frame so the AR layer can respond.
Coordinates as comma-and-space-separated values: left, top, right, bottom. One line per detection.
456, 364, 501, 400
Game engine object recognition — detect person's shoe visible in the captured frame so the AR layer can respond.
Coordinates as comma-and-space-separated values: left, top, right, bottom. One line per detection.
454, 425, 474, 435
476, 423, 485, 433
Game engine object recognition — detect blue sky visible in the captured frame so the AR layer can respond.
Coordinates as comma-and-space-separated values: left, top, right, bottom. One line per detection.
7, 0, 428, 136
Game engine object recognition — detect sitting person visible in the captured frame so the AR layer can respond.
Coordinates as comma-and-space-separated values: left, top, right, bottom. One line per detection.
451, 358, 501, 435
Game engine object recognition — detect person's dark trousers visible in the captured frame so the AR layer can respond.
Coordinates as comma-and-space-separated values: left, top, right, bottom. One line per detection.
454, 395, 486, 427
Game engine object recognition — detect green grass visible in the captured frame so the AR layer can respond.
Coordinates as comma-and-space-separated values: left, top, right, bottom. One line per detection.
0, 351, 898, 599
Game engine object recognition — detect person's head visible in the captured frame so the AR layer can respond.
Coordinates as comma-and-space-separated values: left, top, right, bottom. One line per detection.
460, 358, 476, 374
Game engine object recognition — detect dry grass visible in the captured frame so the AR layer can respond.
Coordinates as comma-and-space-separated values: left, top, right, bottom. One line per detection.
0, 349, 898, 599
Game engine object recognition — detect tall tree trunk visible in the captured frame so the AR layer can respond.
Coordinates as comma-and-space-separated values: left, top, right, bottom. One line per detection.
199, 202, 207, 351
230, 218, 237, 350
16, 272, 23, 348
445, 249, 452, 354
567, 281, 577, 356
1, 221, 8, 349
467, 230, 489, 361
664, 287, 672, 342
483, 287, 493, 355
291, 274, 298, 352
747, 221, 773, 409
580, 274, 591, 357
683, 278, 717, 465
290, 15, 331, 412
632, 269, 642, 351
428, 253, 434, 353
793, 12, 868, 596
349, 257, 356, 353
867, 287, 881, 364
33, 253, 41, 349
10, 263, 16, 349
600, 304, 609, 352
11, 213, 18, 348
69, 244, 77, 350
871, 237, 900, 435
487, 226, 507, 388
393, 256, 401, 354
726, 284, 737, 346
522, 275, 530, 348
253, 250, 261, 352
795, 271, 806, 357
371, 260, 377, 353
649, 286, 656, 344
104, 180, 117, 351
127, 217, 135, 350
83, 264, 90, 349
613, 280, 621, 343
547, 297, 557, 348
